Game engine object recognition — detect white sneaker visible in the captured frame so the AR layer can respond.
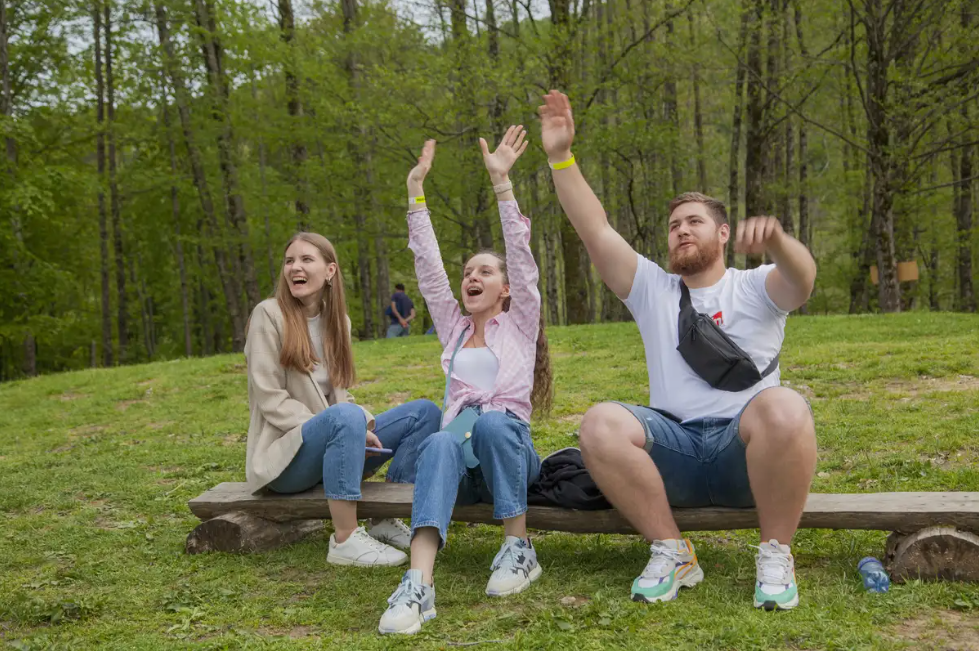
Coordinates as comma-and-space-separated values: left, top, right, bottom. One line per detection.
485, 536, 542, 597
327, 526, 407, 567
752, 539, 799, 611
378, 569, 436, 635
367, 518, 412, 550
631, 538, 703, 603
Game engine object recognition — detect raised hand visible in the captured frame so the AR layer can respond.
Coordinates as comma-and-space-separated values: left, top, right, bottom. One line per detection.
537, 90, 575, 162
479, 125, 529, 183
407, 139, 436, 191
735, 216, 784, 256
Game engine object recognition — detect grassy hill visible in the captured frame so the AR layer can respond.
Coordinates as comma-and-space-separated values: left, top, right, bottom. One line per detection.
1, 314, 978, 650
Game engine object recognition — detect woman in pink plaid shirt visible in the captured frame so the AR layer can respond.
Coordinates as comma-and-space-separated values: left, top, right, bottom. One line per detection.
378, 127, 554, 635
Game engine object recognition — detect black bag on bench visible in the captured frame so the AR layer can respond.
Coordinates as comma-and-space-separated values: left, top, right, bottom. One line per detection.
676, 280, 779, 392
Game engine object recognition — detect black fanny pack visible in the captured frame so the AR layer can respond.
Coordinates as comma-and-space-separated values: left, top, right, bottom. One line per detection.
676, 280, 779, 392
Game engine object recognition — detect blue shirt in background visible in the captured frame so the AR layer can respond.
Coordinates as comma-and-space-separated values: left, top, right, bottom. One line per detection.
389, 291, 414, 324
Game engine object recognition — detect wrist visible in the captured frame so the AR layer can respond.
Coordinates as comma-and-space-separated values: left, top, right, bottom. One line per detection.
547, 150, 573, 165
489, 172, 510, 186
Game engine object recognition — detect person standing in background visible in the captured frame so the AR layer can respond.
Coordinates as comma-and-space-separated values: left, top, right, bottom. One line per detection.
387, 283, 416, 338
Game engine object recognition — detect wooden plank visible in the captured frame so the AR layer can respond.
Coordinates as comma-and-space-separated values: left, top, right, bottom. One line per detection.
187, 483, 979, 534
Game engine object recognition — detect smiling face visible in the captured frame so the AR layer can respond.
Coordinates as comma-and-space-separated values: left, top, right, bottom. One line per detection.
667, 201, 728, 276
462, 253, 510, 315
283, 239, 337, 305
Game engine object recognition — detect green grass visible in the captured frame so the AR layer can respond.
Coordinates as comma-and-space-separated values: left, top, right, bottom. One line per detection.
2, 314, 978, 650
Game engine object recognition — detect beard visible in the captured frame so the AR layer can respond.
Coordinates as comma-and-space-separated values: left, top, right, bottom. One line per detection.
669, 234, 723, 275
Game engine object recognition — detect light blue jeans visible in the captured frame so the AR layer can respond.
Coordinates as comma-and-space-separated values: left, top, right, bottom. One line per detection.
268, 399, 442, 499
411, 408, 541, 547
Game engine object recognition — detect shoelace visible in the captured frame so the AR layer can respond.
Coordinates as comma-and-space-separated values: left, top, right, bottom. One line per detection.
351, 527, 392, 553
642, 542, 683, 578
386, 580, 416, 607
490, 540, 521, 571
751, 543, 792, 584
385, 519, 411, 536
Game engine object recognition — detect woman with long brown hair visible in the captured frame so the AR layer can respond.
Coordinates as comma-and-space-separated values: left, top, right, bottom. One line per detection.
378, 127, 553, 634
245, 233, 442, 567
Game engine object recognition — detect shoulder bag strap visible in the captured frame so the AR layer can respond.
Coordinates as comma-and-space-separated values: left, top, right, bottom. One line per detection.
441, 324, 471, 417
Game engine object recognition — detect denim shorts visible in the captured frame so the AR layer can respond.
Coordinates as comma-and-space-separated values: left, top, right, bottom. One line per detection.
614, 399, 759, 508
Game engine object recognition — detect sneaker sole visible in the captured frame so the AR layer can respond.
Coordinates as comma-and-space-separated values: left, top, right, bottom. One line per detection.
485, 564, 543, 597
327, 552, 408, 567
378, 608, 437, 635
632, 564, 704, 603
754, 592, 799, 611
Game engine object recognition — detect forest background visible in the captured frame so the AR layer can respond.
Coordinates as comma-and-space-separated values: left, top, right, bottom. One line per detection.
1, 0, 977, 379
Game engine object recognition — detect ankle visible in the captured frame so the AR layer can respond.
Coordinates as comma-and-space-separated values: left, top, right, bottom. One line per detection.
334, 527, 356, 544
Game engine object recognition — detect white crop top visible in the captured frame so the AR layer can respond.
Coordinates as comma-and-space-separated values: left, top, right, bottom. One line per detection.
452, 347, 499, 392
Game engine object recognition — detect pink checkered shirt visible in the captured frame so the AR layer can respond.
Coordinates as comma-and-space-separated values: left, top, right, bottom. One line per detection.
408, 200, 540, 426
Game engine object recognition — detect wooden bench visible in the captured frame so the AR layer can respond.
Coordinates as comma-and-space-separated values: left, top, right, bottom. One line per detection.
187, 482, 979, 582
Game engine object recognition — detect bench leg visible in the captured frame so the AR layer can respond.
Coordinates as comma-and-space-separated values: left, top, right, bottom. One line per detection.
186, 511, 323, 554
885, 526, 979, 583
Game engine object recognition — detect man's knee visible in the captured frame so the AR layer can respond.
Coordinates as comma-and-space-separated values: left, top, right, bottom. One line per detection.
742, 388, 814, 446
579, 403, 645, 460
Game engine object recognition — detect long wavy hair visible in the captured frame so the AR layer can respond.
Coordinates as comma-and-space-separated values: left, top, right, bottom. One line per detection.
476, 250, 553, 417
275, 233, 355, 388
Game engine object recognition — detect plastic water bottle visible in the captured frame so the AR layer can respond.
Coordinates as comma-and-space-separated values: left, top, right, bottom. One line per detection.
857, 557, 890, 593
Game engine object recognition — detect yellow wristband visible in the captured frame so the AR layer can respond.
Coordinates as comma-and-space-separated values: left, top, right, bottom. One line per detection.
549, 154, 576, 170
408, 196, 426, 205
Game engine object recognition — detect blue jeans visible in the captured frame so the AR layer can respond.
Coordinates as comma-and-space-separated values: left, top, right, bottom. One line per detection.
410, 409, 541, 547
386, 323, 409, 338
268, 399, 442, 499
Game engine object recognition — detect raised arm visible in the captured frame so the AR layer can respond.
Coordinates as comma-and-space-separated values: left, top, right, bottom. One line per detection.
406, 140, 463, 348
479, 126, 540, 340
539, 90, 638, 299
735, 216, 817, 312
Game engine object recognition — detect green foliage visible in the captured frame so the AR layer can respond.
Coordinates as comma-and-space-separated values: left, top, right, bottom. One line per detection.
0, 0, 976, 379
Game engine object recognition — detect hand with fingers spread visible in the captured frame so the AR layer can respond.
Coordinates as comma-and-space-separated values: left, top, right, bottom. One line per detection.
480, 125, 529, 185
537, 90, 575, 164
735, 216, 784, 256
407, 139, 436, 201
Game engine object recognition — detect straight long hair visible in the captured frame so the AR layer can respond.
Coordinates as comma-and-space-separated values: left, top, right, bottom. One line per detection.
478, 250, 553, 417
275, 233, 355, 388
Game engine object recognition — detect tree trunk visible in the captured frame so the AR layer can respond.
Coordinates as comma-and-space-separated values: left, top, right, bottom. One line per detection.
159, 74, 193, 357
249, 72, 276, 288
22, 334, 35, 377
104, 1, 128, 363
727, 2, 750, 269
94, 2, 113, 366
193, 0, 261, 323
664, 9, 682, 196
341, 0, 374, 340
743, 0, 765, 268
155, 2, 245, 349
954, 6, 975, 312
196, 237, 214, 357
864, 0, 900, 312
689, 14, 707, 191
793, 0, 810, 253
278, 0, 310, 226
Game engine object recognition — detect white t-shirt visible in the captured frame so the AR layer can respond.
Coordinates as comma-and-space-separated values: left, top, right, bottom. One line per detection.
453, 347, 500, 392
306, 315, 333, 397
623, 253, 788, 422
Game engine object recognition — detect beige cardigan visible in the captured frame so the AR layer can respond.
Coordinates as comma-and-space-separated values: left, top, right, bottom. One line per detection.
244, 298, 375, 493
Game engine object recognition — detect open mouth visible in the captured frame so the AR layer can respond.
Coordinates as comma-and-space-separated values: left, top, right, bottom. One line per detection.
291, 276, 308, 286
466, 286, 483, 298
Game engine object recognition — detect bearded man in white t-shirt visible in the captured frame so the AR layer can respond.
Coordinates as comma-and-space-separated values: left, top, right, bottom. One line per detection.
538, 91, 817, 611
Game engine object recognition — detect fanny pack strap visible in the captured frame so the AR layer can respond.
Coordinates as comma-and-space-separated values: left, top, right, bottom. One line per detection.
678, 280, 779, 378
441, 324, 471, 418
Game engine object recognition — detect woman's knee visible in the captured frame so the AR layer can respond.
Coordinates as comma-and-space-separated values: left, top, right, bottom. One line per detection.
313, 402, 367, 441
418, 429, 462, 457
471, 411, 520, 449
415, 399, 443, 428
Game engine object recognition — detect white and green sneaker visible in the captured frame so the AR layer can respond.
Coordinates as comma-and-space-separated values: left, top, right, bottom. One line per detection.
753, 539, 799, 611
378, 569, 436, 635
631, 538, 704, 603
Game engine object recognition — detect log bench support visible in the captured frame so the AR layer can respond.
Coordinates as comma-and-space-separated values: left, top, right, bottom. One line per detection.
186, 483, 979, 582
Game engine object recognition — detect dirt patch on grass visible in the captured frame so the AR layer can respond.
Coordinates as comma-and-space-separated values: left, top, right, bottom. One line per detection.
557, 414, 583, 425
222, 433, 246, 446
147, 421, 174, 430
58, 392, 86, 401
888, 610, 979, 649
115, 399, 146, 411
258, 626, 315, 639
835, 375, 979, 401
386, 392, 411, 405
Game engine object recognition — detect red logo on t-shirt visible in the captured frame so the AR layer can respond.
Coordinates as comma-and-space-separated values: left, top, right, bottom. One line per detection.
712, 311, 724, 326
